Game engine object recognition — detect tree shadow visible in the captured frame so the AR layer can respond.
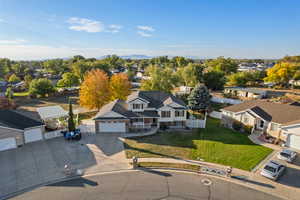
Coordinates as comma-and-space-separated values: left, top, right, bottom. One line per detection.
277, 166, 300, 188
49, 177, 98, 187
231, 176, 275, 188
124, 143, 203, 165
137, 167, 172, 177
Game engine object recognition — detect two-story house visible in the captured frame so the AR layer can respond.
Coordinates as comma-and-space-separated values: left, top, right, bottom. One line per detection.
94, 91, 188, 133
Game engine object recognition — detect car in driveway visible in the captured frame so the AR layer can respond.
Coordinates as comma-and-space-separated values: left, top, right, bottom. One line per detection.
277, 149, 297, 163
260, 160, 286, 181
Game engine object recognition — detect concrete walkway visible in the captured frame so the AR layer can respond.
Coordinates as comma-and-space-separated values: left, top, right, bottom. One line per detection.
249, 133, 281, 150
127, 157, 300, 200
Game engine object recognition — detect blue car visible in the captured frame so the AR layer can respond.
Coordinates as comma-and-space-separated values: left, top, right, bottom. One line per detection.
61, 129, 82, 141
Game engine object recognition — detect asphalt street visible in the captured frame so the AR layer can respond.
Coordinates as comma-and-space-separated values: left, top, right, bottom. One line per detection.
10, 170, 283, 200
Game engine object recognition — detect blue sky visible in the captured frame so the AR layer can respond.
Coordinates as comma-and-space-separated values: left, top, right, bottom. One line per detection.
0, 0, 300, 60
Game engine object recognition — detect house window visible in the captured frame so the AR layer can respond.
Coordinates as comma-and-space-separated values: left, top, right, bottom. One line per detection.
133, 104, 143, 109
161, 111, 171, 118
259, 120, 264, 128
270, 123, 278, 131
175, 110, 184, 117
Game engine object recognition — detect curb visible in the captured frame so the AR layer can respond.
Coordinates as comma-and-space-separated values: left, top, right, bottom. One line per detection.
251, 149, 278, 173
1, 167, 287, 200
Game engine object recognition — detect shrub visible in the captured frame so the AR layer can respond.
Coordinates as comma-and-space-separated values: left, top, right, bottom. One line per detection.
232, 120, 243, 131
243, 125, 253, 135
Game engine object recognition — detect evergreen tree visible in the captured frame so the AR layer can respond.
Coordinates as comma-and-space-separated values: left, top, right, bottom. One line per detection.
68, 99, 76, 132
187, 84, 211, 111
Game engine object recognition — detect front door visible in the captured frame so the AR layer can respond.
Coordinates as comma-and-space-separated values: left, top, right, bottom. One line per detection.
256, 119, 264, 130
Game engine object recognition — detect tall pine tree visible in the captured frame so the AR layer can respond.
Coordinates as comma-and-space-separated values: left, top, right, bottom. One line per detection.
68, 98, 76, 132
187, 84, 211, 112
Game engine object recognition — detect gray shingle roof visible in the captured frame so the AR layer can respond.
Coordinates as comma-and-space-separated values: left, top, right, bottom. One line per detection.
222, 100, 300, 124
0, 110, 44, 130
127, 91, 186, 108
94, 91, 186, 120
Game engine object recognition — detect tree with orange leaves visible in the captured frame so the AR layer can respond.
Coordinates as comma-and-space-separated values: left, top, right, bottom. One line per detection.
79, 69, 111, 110
110, 73, 131, 101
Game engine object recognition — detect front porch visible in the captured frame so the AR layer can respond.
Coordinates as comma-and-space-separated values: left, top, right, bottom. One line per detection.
129, 117, 159, 132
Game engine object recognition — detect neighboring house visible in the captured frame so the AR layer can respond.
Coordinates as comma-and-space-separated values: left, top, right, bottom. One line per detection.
135, 71, 150, 80
94, 91, 188, 133
173, 86, 193, 95
0, 110, 45, 151
221, 100, 300, 150
37, 106, 68, 129
224, 87, 268, 99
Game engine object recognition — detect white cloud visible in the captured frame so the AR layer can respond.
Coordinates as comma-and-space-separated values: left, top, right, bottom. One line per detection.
67, 17, 104, 33
137, 25, 155, 32
106, 24, 122, 33
0, 39, 27, 44
137, 31, 152, 37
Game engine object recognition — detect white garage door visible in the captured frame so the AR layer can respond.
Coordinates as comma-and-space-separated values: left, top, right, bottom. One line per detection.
99, 122, 126, 133
24, 128, 43, 143
0, 137, 17, 151
287, 134, 300, 150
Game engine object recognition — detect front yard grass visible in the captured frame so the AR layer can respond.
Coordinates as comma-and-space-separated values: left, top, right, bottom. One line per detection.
124, 118, 273, 171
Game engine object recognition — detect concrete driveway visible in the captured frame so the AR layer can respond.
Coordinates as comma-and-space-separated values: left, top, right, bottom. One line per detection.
256, 149, 300, 196
0, 133, 130, 198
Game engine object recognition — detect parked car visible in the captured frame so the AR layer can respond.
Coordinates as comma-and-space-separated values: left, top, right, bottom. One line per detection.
61, 129, 81, 141
260, 160, 285, 181
277, 149, 297, 163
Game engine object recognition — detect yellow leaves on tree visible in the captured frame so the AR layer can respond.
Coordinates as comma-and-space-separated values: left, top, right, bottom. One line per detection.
79, 70, 131, 110
79, 69, 110, 110
264, 62, 300, 86
110, 73, 131, 100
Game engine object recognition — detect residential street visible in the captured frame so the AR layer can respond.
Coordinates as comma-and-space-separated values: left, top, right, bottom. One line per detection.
0, 133, 130, 198
10, 171, 283, 200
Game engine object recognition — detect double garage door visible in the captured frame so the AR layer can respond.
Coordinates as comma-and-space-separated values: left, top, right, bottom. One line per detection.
287, 134, 300, 150
0, 137, 17, 151
24, 128, 43, 143
98, 122, 126, 133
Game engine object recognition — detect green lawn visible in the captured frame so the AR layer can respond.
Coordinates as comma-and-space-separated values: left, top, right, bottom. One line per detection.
124, 118, 273, 171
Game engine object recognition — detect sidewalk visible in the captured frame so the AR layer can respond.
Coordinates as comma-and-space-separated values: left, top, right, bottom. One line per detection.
129, 157, 299, 200
248, 133, 281, 150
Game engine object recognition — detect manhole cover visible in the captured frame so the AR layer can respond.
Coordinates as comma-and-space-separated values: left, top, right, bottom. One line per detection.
201, 179, 212, 186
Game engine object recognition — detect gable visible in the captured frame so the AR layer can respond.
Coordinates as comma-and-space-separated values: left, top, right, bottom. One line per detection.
166, 101, 186, 108
128, 98, 149, 104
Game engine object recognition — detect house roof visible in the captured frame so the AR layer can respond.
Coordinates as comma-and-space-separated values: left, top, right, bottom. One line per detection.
0, 110, 44, 130
225, 87, 266, 94
127, 91, 186, 109
250, 106, 272, 121
37, 106, 68, 120
95, 91, 186, 120
94, 99, 136, 119
222, 100, 300, 125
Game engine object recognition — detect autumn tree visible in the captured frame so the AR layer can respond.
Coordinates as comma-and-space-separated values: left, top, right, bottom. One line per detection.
264, 62, 300, 87
110, 73, 131, 100
79, 69, 111, 110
